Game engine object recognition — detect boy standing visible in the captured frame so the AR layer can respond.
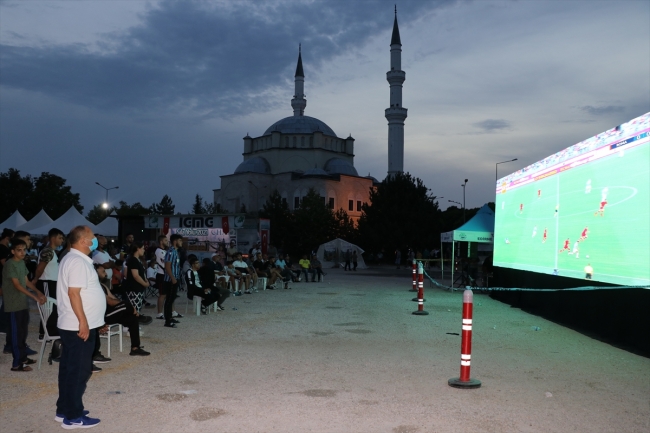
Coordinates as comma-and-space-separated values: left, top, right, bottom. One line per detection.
2, 239, 46, 371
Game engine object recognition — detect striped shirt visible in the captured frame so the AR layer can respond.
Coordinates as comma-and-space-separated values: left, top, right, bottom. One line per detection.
163, 247, 181, 282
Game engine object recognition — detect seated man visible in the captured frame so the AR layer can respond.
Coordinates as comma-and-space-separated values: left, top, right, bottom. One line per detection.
284, 254, 302, 282
232, 253, 253, 294
298, 254, 315, 282
97, 265, 150, 356
208, 255, 229, 289
185, 258, 219, 313
310, 255, 325, 282
198, 258, 230, 310
252, 253, 268, 279
225, 261, 245, 295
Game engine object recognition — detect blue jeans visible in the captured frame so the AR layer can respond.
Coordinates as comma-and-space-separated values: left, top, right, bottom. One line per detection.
56, 328, 96, 419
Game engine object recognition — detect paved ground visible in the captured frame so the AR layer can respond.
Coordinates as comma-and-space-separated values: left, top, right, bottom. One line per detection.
1, 268, 648, 433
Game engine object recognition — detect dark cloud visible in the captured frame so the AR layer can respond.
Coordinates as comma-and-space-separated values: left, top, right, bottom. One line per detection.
579, 105, 625, 116
0, 0, 454, 119
472, 119, 511, 132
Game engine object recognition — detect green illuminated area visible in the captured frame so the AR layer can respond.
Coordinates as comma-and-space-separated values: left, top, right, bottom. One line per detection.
494, 142, 649, 286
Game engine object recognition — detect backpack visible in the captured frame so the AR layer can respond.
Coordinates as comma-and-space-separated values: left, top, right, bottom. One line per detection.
48, 340, 62, 364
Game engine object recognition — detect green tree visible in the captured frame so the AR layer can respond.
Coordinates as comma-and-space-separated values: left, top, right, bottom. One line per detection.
332, 208, 357, 242
0, 168, 33, 222
204, 202, 217, 214
357, 172, 441, 255
115, 201, 150, 216
292, 189, 335, 254
192, 194, 206, 214
87, 204, 116, 225
150, 194, 175, 214
260, 190, 293, 251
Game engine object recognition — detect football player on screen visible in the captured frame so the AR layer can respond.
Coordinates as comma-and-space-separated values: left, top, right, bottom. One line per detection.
568, 241, 580, 258
519, 203, 524, 214
532, 225, 537, 238
595, 199, 607, 217
585, 179, 592, 194
559, 238, 571, 253
542, 227, 548, 243
578, 226, 589, 242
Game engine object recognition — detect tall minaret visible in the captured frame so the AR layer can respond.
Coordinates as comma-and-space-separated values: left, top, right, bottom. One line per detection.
291, 44, 307, 117
385, 6, 407, 177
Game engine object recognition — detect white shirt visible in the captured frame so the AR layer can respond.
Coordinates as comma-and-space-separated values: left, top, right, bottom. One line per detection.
233, 260, 248, 273
38, 248, 59, 281
146, 266, 157, 281
275, 259, 286, 270
92, 249, 114, 279
155, 248, 166, 275
57, 248, 107, 331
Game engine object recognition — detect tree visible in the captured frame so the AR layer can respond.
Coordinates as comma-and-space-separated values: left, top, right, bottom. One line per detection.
0, 168, 33, 222
292, 189, 335, 254
192, 194, 206, 214
332, 208, 357, 242
150, 194, 175, 215
87, 204, 115, 225
115, 201, 150, 216
260, 190, 293, 251
357, 172, 441, 255
0, 169, 82, 221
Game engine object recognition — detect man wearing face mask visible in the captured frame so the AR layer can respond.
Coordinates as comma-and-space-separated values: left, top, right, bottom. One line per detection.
56, 226, 106, 428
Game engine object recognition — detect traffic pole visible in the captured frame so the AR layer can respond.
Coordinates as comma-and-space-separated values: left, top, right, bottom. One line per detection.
448, 289, 481, 388
412, 263, 428, 315
410, 259, 417, 292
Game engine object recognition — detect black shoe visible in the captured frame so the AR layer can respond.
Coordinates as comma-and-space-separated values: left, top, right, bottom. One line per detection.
91, 364, 102, 373
164, 323, 177, 328
170, 319, 180, 324
92, 353, 111, 363
138, 315, 153, 325
129, 348, 150, 356
22, 358, 36, 365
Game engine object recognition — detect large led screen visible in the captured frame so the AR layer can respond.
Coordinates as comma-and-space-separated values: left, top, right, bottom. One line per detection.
494, 113, 650, 286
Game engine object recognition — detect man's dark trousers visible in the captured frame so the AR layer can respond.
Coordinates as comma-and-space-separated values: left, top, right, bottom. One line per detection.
56, 328, 96, 419
163, 282, 179, 324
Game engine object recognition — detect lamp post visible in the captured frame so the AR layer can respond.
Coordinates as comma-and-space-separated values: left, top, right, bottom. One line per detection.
462, 179, 468, 223
496, 158, 518, 182
95, 182, 119, 213
448, 200, 462, 207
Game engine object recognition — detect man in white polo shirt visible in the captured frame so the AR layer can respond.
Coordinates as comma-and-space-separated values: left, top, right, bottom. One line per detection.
56, 226, 106, 429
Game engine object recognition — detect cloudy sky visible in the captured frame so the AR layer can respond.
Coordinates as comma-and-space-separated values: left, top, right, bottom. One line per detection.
1, 0, 648, 216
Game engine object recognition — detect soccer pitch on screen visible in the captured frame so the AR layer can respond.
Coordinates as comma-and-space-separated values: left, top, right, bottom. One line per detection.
494, 113, 650, 286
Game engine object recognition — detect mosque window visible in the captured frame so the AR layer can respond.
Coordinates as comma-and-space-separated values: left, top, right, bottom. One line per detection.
285, 136, 289, 147
348, 200, 354, 211
294, 197, 300, 209
293, 136, 297, 147
309, 136, 313, 147
282, 198, 287, 206
328, 197, 334, 209
357, 201, 362, 212
301, 136, 305, 147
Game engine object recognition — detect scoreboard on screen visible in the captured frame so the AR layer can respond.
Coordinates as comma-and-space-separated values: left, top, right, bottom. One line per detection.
494, 113, 650, 286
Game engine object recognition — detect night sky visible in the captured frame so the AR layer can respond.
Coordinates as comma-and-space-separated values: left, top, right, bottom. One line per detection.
1, 0, 648, 214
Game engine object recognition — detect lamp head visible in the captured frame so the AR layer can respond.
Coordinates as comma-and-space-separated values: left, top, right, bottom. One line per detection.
102, 202, 108, 209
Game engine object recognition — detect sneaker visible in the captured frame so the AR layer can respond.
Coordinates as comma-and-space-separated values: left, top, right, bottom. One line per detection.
55, 411, 89, 423
25, 345, 37, 356
164, 323, 177, 328
244, 290, 252, 294
11, 364, 33, 372
61, 415, 100, 429
129, 347, 150, 356
91, 364, 102, 373
38, 334, 44, 342
22, 357, 36, 365
92, 353, 111, 363
266, 285, 274, 290
170, 319, 180, 324
201, 306, 207, 315
216, 305, 225, 311
156, 313, 164, 319
172, 311, 183, 318
234, 291, 242, 296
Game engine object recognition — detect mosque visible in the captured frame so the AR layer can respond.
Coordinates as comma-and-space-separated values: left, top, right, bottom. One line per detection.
213, 11, 407, 221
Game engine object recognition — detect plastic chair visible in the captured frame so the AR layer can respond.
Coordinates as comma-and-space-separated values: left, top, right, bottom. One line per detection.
257, 277, 268, 291
100, 323, 123, 357
37, 297, 61, 370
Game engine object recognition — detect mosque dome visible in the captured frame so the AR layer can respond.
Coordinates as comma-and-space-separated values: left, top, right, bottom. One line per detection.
303, 167, 330, 176
234, 157, 271, 174
365, 175, 380, 183
264, 116, 337, 136
324, 158, 358, 176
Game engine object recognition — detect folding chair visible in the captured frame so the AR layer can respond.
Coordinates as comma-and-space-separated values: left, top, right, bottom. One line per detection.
37, 297, 60, 370
100, 324, 123, 357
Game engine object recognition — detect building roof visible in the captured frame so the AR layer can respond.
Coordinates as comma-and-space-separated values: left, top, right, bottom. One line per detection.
325, 158, 358, 176
295, 44, 304, 77
391, 14, 401, 45
263, 115, 337, 136
234, 157, 271, 174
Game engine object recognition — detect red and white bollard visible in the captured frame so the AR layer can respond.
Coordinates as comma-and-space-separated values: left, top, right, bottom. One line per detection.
410, 260, 417, 292
412, 263, 428, 315
448, 289, 481, 388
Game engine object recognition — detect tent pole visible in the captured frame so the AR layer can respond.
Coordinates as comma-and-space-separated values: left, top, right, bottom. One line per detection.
451, 241, 455, 291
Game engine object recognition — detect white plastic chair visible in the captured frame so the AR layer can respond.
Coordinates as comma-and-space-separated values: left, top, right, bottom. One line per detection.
257, 277, 268, 291
37, 297, 61, 370
100, 324, 123, 357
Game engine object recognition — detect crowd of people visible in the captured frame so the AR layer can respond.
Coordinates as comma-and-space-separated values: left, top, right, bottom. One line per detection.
0, 226, 333, 428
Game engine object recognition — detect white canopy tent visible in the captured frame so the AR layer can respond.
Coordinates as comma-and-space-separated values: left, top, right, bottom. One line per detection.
16, 209, 54, 232
0, 210, 27, 231
315, 238, 367, 269
95, 211, 118, 236
26, 206, 97, 235
440, 203, 494, 287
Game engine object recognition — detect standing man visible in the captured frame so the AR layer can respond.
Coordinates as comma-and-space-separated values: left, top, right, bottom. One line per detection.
56, 225, 105, 428
119, 233, 134, 259
154, 235, 168, 320
163, 234, 183, 328
31, 228, 65, 340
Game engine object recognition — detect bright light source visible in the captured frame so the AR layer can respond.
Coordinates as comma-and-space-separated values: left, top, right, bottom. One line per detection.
102, 202, 108, 209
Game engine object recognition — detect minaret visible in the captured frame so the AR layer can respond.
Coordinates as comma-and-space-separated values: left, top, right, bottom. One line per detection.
385, 6, 407, 177
291, 44, 307, 117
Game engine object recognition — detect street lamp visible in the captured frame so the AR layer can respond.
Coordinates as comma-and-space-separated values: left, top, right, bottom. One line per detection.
448, 200, 462, 206
462, 179, 468, 223
496, 158, 518, 181
95, 182, 119, 213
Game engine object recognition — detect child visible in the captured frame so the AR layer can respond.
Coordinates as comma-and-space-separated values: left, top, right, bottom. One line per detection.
2, 239, 46, 372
